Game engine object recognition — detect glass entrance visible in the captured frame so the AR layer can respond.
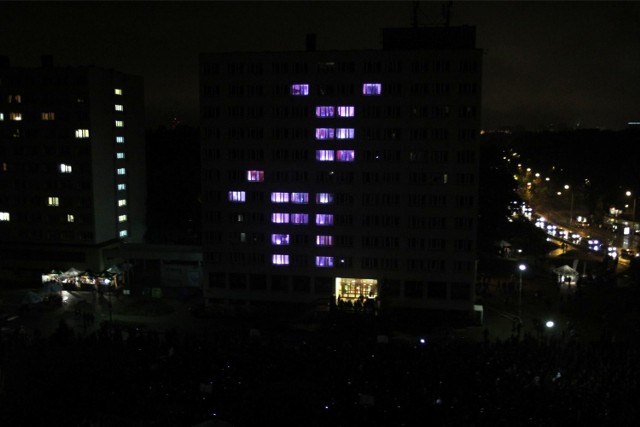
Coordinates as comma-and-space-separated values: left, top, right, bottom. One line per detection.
335, 277, 378, 310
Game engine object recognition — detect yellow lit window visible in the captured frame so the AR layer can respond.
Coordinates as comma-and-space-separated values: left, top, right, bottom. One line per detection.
115, 120, 124, 127
118, 199, 127, 207
8, 94, 22, 103
41, 112, 55, 120
115, 104, 124, 111
0, 212, 10, 221
75, 129, 89, 138
48, 197, 59, 207
9, 112, 22, 121
118, 215, 127, 222
114, 88, 123, 95
67, 214, 74, 223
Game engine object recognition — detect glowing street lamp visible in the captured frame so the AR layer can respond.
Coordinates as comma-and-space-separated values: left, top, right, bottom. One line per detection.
564, 185, 574, 226
518, 263, 527, 321
626, 191, 636, 222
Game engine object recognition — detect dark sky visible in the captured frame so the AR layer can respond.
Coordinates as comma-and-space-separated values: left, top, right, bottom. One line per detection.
2, 1, 639, 130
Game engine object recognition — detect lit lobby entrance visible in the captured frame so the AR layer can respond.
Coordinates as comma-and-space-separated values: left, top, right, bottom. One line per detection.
335, 277, 378, 310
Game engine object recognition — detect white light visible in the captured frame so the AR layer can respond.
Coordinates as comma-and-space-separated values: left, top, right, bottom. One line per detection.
518, 264, 527, 272
546, 320, 555, 328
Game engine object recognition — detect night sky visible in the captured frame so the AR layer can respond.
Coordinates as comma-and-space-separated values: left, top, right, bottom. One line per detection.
1, 1, 639, 130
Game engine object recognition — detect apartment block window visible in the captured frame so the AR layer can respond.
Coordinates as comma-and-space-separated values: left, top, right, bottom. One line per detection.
290, 84, 309, 96
119, 230, 128, 237
41, 112, 55, 120
117, 168, 126, 175
0, 113, 4, 121
115, 120, 124, 127
118, 215, 127, 222
116, 136, 125, 143
272, 254, 290, 265
272, 213, 290, 224
47, 197, 59, 207
336, 150, 355, 162
336, 128, 354, 139
316, 193, 334, 204
315, 128, 335, 140
117, 184, 126, 191
115, 104, 124, 111
116, 152, 125, 159
67, 214, 74, 223
9, 113, 22, 121
291, 213, 309, 224
315, 106, 335, 118
114, 88, 123, 95
271, 234, 290, 245
118, 199, 127, 207
291, 192, 308, 204
363, 83, 382, 95
316, 256, 334, 267
59, 164, 72, 173
316, 150, 334, 161
316, 214, 334, 226
316, 235, 333, 246
247, 170, 265, 182
75, 129, 90, 138
271, 192, 289, 203
0, 212, 9, 221
8, 94, 22, 103
337, 106, 355, 117
228, 191, 246, 202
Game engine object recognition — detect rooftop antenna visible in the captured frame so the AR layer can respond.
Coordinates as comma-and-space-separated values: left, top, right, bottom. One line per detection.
442, 1, 453, 27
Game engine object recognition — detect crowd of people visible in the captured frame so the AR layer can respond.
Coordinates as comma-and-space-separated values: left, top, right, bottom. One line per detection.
1, 311, 639, 427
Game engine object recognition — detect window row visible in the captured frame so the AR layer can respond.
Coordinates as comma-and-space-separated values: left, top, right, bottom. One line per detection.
315, 106, 355, 118
271, 213, 333, 225
229, 191, 333, 204
291, 83, 382, 96
316, 150, 355, 162
316, 128, 354, 140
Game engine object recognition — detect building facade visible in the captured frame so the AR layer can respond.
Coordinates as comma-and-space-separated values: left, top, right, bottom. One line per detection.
199, 27, 481, 317
0, 56, 146, 283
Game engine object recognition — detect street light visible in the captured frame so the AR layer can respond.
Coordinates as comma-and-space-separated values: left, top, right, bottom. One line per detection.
518, 263, 527, 321
626, 191, 636, 222
564, 185, 574, 226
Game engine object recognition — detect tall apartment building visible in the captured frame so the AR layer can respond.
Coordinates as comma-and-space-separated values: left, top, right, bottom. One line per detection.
200, 26, 481, 318
0, 56, 146, 283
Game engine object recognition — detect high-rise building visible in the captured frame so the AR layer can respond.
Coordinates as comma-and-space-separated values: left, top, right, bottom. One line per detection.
200, 26, 481, 319
0, 56, 146, 283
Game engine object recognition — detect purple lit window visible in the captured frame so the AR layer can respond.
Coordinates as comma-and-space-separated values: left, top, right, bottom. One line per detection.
336, 150, 355, 162
271, 192, 289, 203
316, 193, 333, 204
291, 213, 309, 224
316, 150, 334, 161
337, 106, 355, 117
315, 214, 334, 226
228, 191, 246, 202
336, 128, 354, 139
273, 254, 290, 265
291, 192, 309, 204
315, 128, 335, 140
316, 256, 334, 267
363, 83, 382, 95
290, 84, 309, 96
272, 213, 290, 224
247, 170, 264, 182
316, 235, 333, 246
271, 234, 290, 245
315, 106, 335, 118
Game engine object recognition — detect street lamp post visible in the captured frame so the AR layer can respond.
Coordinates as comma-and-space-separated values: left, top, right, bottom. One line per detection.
565, 185, 574, 226
626, 191, 636, 222
518, 264, 527, 321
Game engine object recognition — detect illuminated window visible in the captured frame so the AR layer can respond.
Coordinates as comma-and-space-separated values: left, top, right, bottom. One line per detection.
67, 214, 74, 223
118, 199, 127, 207
59, 164, 72, 173
316, 256, 334, 267
120, 230, 128, 237
291, 213, 308, 224
115, 104, 124, 111
8, 94, 22, 103
115, 120, 124, 127
363, 83, 382, 95
116, 152, 125, 159
290, 84, 309, 96
316, 193, 334, 204
0, 212, 9, 221
117, 184, 126, 191
48, 197, 59, 207
316, 150, 334, 161
271, 192, 289, 203
336, 150, 355, 162
247, 170, 265, 182
1, 162, 7, 172
229, 191, 246, 202
114, 88, 123, 95
315, 214, 334, 225
116, 136, 125, 144
291, 192, 308, 204
75, 129, 90, 139
41, 112, 55, 120
315, 106, 335, 118
315, 128, 335, 140
9, 112, 22, 121
336, 128, 354, 139
0, 113, 3, 121
118, 215, 127, 222
316, 235, 333, 246
337, 106, 355, 117
272, 213, 290, 224
272, 254, 290, 265
117, 168, 126, 175
271, 234, 290, 245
